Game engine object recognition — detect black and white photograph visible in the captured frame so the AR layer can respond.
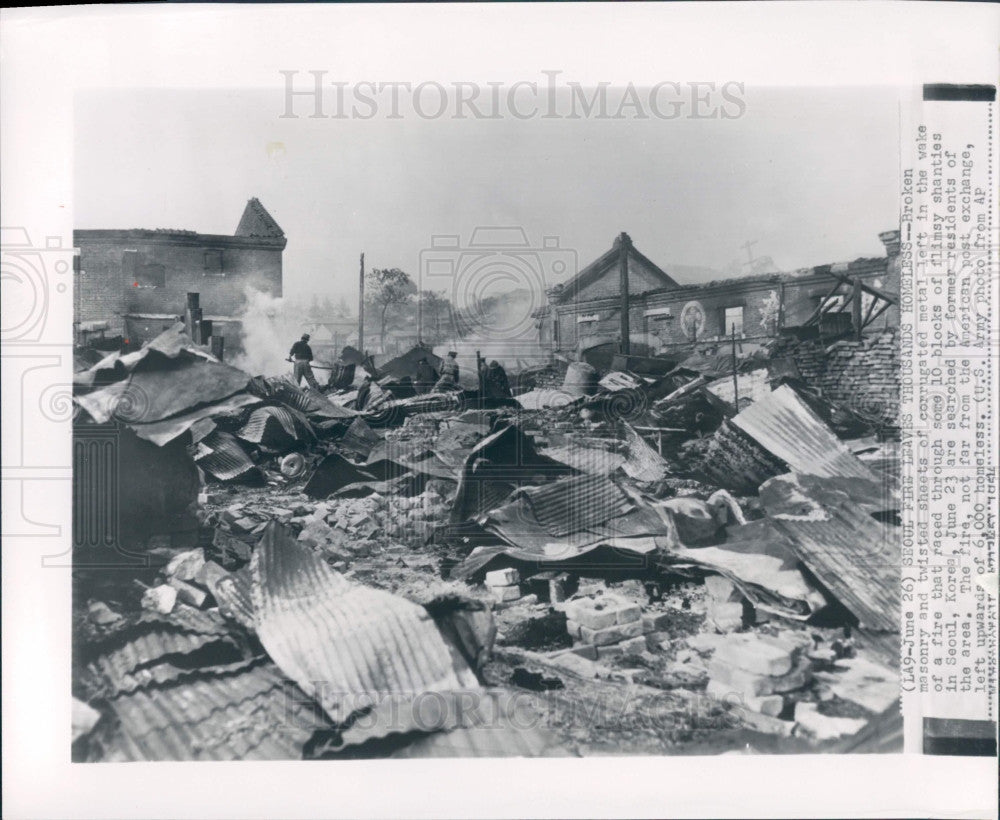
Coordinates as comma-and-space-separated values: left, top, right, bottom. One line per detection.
2, 4, 997, 818
68, 80, 905, 760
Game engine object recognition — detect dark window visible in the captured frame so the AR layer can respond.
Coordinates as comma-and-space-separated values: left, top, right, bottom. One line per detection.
204, 249, 223, 273
136, 263, 165, 287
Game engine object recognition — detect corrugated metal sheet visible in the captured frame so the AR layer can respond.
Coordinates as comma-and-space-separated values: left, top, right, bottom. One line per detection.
621, 422, 669, 483
542, 444, 625, 476
732, 385, 879, 481
341, 417, 382, 458
92, 660, 333, 761
389, 691, 566, 758
514, 474, 630, 537
79, 604, 248, 699
450, 424, 574, 523
303, 453, 377, 498
237, 405, 315, 449
195, 430, 259, 481
251, 523, 480, 726
770, 500, 900, 632
704, 368, 773, 409
82, 652, 252, 700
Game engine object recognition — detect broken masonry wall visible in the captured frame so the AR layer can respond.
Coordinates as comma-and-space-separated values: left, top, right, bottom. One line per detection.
773, 328, 900, 436
74, 231, 284, 353
73, 421, 200, 556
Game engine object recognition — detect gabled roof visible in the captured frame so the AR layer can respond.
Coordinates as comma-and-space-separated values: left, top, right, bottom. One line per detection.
235, 198, 284, 239
551, 234, 681, 303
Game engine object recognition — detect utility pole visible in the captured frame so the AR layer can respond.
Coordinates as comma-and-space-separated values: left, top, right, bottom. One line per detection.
731, 323, 740, 412
618, 232, 631, 356
851, 276, 863, 340
741, 239, 758, 270
417, 289, 423, 345
358, 252, 365, 355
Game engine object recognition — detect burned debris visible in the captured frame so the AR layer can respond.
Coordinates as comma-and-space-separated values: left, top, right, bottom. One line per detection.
72, 266, 902, 760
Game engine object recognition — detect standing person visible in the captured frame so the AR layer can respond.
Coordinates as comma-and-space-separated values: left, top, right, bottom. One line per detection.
326, 351, 356, 391
485, 360, 512, 399
289, 333, 321, 390
355, 372, 373, 410
413, 357, 437, 395
433, 350, 460, 392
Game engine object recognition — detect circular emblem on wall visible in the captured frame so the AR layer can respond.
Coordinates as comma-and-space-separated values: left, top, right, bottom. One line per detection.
680, 300, 706, 340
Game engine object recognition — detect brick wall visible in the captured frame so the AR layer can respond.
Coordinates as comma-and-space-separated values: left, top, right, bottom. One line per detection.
774, 327, 900, 435
76, 241, 127, 337
76, 232, 283, 348
552, 262, 892, 355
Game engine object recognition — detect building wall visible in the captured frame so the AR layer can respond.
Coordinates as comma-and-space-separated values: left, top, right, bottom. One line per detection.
572, 256, 676, 302
549, 257, 894, 355
75, 232, 283, 349
772, 327, 900, 435
76, 240, 127, 337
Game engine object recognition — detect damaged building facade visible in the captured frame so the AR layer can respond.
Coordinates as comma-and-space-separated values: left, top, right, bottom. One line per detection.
74, 198, 286, 356
537, 229, 901, 356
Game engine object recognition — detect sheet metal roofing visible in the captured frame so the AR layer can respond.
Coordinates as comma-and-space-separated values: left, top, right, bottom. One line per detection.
732, 385, 880, 481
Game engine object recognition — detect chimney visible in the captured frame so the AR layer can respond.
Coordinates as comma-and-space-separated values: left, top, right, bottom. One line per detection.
879, 229, 901, 257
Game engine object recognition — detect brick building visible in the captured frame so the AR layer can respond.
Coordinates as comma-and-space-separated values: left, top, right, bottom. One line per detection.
537, 229, 900, 358
74, 198, 286, 354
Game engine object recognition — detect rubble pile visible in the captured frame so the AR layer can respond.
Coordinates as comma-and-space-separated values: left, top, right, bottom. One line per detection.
71, 324, 903, 759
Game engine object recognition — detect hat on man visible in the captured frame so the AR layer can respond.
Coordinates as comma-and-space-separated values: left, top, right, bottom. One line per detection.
302, 333, 310, 341
447, 350, 457, 357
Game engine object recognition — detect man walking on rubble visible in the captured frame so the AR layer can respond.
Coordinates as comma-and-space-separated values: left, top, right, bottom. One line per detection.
289, 333, 321, 390
433, 350, 460, 392
413, 357, 437, 394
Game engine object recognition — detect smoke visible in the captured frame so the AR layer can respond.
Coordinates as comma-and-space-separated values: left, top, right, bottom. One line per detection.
432, 288, 551, 383
232, 288, 309, 377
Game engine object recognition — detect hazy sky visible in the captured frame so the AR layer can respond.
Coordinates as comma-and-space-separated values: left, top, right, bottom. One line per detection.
75, 85, 901, 301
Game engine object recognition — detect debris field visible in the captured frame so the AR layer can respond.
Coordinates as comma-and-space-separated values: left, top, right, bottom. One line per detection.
71, 323, 902, 760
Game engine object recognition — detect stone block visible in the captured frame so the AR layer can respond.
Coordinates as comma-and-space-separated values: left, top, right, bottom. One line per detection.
614, 603, 642, 625
495, 593, 538, 610
707, 600, 744, 633
579, 619, 644, 646
619, 636, 647, 655
641, 611, 673, 633
708, 656, 812, 696
165, 549, 206, 583
486, 568, 520, 586
491, 584, 522, 602
713, 635, 794, 677
707, 679, 784, 716
565, 619, 582, 640
564, 594, 641, 630
794, 702, 867, 740
596, 644, 624, 660
563, 598, 618, 630
142, 584, 177, 615
169, 578, 208, 608
563, 643, 597, 660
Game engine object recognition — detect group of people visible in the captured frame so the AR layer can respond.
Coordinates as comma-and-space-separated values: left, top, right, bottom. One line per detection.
288, 335, 511, 408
